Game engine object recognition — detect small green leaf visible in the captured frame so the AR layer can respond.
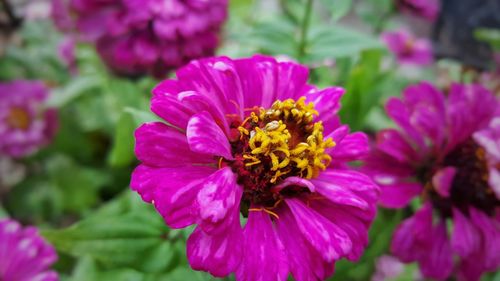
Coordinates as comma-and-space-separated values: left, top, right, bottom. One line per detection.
47, 75, 101, 108
70, 256, 99, 281
124, 107, 163, 126
307, 25, 382, 63
108, 112, 136, 167
320, 0, 353, 21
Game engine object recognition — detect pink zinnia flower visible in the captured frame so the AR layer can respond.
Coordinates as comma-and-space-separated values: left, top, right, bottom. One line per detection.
382, 29, 433, 66
0, 219, 58, 281
51, 0, 228, 78
396, 0, 440, 21
364, 82, 500, 281
131, 55, 379, 280
0, 80, 58, 158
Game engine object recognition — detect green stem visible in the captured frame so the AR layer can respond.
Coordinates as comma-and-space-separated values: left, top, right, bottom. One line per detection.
297, 0, 314, 61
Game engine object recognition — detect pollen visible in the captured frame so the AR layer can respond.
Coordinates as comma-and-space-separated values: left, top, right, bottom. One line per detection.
237, 97, 335, 182
6, 107, 31, 131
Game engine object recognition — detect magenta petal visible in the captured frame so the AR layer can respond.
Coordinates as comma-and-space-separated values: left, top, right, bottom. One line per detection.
306, 87, 344, 131
310, 200, 371, 261
432, 167, 456, 198
134, 122, 213, 167
489, 168, 500, 199
275, 207, 334, 280
376, 129, 418, 163
286, 198, 352, 262
419, 222, 453, 280
473, 119, 500, 161
236, 211, 288, 281
151, 80, 195, 130
452, 208, 480, 258
385, 97, 425, 150
379, 182, 422, 208
187, 225, 243, 277
391, 203, 433, 262
131, 164, 215, 228
177, 57, 244, 118
330, 132, 369, 161
197, 167, 242, 234
275, 59, 310, 102
312, 176, 371, 210
273, 176, 315, 193
314, 169, 379, 209
187, 112, 233, 160
469, 208, 500, 270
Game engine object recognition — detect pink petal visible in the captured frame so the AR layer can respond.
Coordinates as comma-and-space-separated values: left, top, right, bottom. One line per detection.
310, 199, 371, 261
275, 207, 335, 280
134, 122, 213, 167
187, 112, 233, 160
330, 132, 369, 162
385, 97, 425, 150
177, 57, 244, 118
391, 203, 433, 262
419, 222, 453, 280
314, 169, 379, 208
273, 177, 315, 193
236, 210, 288, 281
275, 59, 310, 101
197, 167, 242, 234
451, 208, 480, 258
187, 224, 243, 277
379, 182, 422, 208
432, 167, 456, 198
312, 176, 371, 211
286, 198, 352, 262
469, 208, 500, 270
306, 87, 345, 132
151, 79, 195, 130
131, 164, 215, 228
473, 118, 500, 161
376, 129, 418, 163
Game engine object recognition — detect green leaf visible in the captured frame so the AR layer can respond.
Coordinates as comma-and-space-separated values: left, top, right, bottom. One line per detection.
43, 190, 184, 274
339, 49, 387, 130
42, 212, 170, 272
320, 0, 353, 21
70, 256, 99, 281
307, 25, 382, 63
47, 75, 101, 108
0, 204, 7, 218
108, 112, 136, 167
474, 28, 500, 50
46, 155, 110, 213
124, 107, 164, 128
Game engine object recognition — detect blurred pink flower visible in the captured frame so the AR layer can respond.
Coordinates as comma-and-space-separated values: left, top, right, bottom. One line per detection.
0, 80, 58, 158
0, 219, 58, 281
382, 29, 433, 66
364, 82, 500, 281
51, 0, 228, 78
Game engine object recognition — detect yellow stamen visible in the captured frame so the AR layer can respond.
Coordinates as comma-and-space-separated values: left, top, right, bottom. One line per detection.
237, 97, 335, 183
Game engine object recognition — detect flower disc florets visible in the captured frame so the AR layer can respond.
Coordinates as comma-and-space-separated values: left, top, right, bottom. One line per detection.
422, 139, 499, 217
226, 97, 334, 210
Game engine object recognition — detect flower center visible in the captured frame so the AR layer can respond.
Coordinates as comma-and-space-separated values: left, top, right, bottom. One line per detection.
225, 97, 335, 212
5, 107, 31, 130
423, 139, 500, 217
